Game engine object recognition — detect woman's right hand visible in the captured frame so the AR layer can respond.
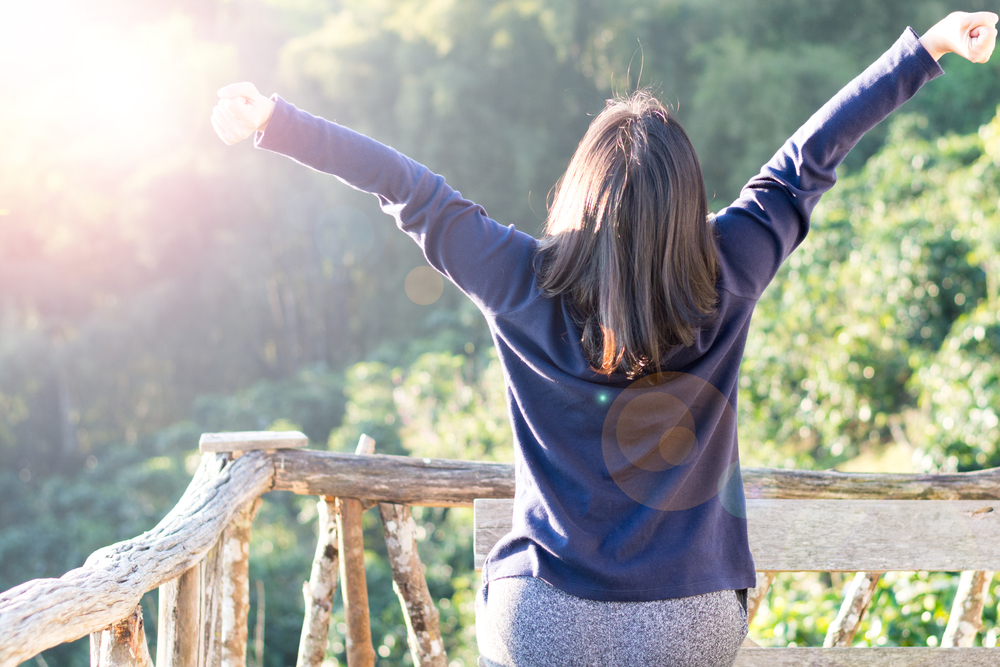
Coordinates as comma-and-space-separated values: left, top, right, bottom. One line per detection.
920, 11, 998, 63
212, 83, 276, 145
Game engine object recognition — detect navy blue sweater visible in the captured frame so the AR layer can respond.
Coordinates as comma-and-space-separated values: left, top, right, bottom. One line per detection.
257, 29, 942, 601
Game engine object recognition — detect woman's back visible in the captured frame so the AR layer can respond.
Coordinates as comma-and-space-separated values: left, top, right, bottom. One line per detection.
214, 12, 996, 665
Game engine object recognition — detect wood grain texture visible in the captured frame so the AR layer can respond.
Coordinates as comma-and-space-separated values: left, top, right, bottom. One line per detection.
199, 431, 308, 453
0, 451, 274, 667
473, 499, 1000, 572
734, 647, 1000, 665
271, 450, 515, 507
742, 467, 1000, 501
272, 455, 1000, 506
156, 566, 201, 667
748, 499, 1000, 571
198, 536, 226, 667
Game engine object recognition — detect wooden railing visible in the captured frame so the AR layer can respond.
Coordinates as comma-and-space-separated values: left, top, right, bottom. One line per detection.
2, 431, 1000, 667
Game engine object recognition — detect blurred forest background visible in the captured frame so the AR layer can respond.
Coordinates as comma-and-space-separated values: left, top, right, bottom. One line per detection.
5, 0, 1000, 664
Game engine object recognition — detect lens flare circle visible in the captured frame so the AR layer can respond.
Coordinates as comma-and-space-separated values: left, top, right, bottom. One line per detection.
405, 266, 444, 305
601, 371, 740, 512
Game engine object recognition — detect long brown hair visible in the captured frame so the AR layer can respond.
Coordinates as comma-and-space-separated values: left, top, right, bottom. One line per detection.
535, 90, 719, 378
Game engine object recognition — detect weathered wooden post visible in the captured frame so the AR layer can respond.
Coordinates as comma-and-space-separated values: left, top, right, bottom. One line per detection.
296, 498, 341, 667
199, 535, 226, 667
338, 436, 377, 667
378, 502, 447, 666
746, 571, 775, 626
824, 571, 883, 647
157, 567, 202, 667
942, 571, 994, 647
221, 498, 263, 667
90, 604, 154, 667
253, 580, 265, 667
155, 432, 305, 667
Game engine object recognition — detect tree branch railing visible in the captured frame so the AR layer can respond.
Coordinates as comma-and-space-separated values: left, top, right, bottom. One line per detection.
2, 432, 1000, 667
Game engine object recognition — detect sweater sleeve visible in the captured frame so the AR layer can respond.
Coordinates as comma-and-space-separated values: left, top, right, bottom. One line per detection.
254, 104, 538, 317
715, 28, 943, 299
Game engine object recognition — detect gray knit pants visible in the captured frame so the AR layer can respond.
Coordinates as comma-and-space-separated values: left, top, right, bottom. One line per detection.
476, 576, 748, 667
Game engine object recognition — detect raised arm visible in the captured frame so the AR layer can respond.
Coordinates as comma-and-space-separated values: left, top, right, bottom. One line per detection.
715, 12, 996, 300
210, 84, 538, 318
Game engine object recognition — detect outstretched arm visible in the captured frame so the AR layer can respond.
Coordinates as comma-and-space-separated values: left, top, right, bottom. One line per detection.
919, 11, 998, 62
209, 85, 539, 316
211, 83, 275, 145
717, 11, 997, 299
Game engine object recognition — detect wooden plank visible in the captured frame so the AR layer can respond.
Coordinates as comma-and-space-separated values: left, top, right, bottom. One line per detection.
734, 647, 1000, 666
474, 500, 514, 571
0, 451, 274, 667
749, 499, 1000, 571
199, 431, 307, 453
473, 499, 1000, 572
272, 454, 1000, 507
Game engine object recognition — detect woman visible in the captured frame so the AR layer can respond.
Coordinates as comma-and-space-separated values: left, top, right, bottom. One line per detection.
213, 11, 996, 666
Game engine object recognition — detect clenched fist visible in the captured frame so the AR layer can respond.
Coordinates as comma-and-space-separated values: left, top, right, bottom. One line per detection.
212, 83, 276, 145
920, 11, 998, 63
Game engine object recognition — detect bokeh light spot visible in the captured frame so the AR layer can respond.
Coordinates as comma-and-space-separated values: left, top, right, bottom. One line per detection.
659, 427, 697, 466
616, 392, 696, 471
602, 372, 740, 512
405, 266, 444, 305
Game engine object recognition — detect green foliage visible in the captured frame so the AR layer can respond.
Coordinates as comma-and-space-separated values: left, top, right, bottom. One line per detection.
752, 571, 991, 648
9, 0, 1000, 662
917, 306, 1000, 471
192, 364, 346, 444
329, 343, 512, 462
739, 113, 988, 469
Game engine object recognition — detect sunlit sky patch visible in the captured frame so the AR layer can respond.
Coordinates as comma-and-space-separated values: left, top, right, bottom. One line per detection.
0, 1, 227, 165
